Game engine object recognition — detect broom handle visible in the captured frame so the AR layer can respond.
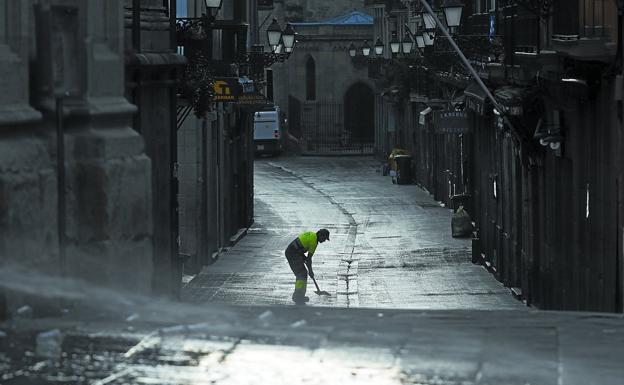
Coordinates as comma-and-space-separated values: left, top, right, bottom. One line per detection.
305, 263, 322, 291
311, 275, 321, 291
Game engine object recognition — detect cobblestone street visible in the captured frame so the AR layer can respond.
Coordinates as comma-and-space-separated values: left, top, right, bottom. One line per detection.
183, 157, 522, 310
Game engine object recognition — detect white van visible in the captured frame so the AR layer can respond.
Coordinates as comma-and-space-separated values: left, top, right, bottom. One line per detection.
253, 108, 283, 155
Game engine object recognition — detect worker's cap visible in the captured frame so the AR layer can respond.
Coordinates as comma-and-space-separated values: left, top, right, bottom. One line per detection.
318, 228, 330, 241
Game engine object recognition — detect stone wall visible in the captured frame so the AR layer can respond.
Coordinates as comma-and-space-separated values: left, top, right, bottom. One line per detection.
272, 22, 375, 149
279, 0, 366, 22
0, 0, 153, 318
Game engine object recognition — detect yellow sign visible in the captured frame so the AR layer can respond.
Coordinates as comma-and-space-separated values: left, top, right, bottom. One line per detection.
212, 78, 241, 102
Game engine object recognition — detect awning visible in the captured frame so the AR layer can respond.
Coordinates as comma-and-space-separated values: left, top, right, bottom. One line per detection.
464, 82, 491, 115
494, 86, 535, 117
419, 107, 433, 125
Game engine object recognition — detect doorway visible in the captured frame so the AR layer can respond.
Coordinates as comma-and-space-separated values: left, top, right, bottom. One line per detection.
344, 82, 375, 145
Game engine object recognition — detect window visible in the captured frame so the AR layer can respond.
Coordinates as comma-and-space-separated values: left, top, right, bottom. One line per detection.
581, 0, 618, 39
306, 56, 316, 101
473, 0, 483, 14
473, 0, 495, 14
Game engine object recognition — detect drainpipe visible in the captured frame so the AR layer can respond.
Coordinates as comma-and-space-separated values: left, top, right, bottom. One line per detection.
617, 0, 623, 123
133, 0, 141, 52
55, 95, 67, 277
170, 0, 181, 297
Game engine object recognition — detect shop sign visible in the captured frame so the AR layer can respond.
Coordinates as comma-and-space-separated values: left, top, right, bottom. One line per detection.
212, 78, 242, 102
237, 93, 269, 105
434, 111, 470, 134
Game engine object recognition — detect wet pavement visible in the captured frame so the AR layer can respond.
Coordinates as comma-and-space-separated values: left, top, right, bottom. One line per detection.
3, 156, 623, 384
1, 302, 623, 385
183, 156, 522, 310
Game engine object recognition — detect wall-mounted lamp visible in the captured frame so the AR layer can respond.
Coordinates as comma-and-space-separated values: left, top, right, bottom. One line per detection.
348, 42, 357, 57
390, 33, 401, 55
374, 38, 384, 56
402, 32, 414, 54
533, 110, 563, 152
442, 0, 465, 30
362, 40, 371, 56
266, 18, 283, 48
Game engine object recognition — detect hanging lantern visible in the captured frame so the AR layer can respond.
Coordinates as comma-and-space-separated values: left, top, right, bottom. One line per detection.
390, 33, 400, 55
420, 9, 437, 30
362, 40, 371, 57
422, 31, 435, 46
204, 0, 223, 10
442, 0, 465, 29
401, 32, 413, 54
415, 34, 426, 49
266, 18, 283, 48
282, 23, 296, 50
274, 37, 284, 54
348, 42, 357, 57
374, 38, 384, 56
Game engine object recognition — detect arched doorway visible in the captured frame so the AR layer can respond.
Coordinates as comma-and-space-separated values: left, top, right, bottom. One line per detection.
344, 82, 374, 145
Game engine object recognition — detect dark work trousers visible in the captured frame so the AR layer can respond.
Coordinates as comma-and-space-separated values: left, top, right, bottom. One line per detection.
285, 242, 308, 279
285, 240, 308, 301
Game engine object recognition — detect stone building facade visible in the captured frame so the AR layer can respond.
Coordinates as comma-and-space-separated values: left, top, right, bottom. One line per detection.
0, 0, 154, 316
272, 9, 376, 154
367, 0, 624, 313
175, 0, 255, 273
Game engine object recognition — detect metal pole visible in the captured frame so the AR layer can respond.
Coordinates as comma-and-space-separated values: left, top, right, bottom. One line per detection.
170, 0, 177, 51
417, 0, 515, 130
133, 0, 141, 52
56, 96, 66, 276
251, 0, 259, 44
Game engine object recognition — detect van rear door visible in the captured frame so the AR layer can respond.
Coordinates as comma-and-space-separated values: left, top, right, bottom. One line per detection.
254, 111, 279, 140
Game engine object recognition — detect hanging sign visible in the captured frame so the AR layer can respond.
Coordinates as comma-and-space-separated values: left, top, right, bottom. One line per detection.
434, 111, 470, 134
212, 78, 242, 102
237, 93, 269, 105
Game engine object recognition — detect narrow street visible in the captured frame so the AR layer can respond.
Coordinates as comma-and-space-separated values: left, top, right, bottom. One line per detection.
2, 157, 623, 384
183, 156, 522, 310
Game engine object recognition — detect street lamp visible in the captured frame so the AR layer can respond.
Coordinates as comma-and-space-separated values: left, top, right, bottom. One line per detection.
374, 38, 384, 56
422, 30, 435, 46
390, 33, 401, 55
442, 0, 464, 31
415, 34, 426, 50
420, 8, 437, 30
274, 38, 284, 54
349, 42, 357, 57
204, 0, 223, 10
282, 23, 296, 51
402, 32, 413, 54
266, 18, 282, 48
362, 40, 371, 57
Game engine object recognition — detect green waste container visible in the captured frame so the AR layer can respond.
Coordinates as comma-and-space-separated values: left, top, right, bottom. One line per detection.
395, 155, 413, 185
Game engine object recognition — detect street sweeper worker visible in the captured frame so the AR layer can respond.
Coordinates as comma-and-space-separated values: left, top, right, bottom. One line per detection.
285, 228, 330, 303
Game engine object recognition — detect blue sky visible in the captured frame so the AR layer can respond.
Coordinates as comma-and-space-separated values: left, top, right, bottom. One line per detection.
177, 1, 188, 17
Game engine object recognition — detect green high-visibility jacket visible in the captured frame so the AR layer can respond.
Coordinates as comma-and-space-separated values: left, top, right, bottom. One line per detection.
298, 231, 318, 258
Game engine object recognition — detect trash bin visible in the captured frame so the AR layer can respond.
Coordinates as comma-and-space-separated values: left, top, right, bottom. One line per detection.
395, 155, 413, 185
451, 193, 472, 214
388, 148, 409, 173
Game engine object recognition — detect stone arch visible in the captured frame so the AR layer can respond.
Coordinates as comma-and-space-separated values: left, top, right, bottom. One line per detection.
344, 82, 374, 143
